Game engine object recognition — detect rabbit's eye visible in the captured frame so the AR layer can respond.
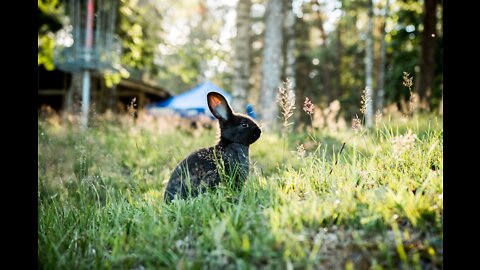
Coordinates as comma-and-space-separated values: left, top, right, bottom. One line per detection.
241, 123, 249, 128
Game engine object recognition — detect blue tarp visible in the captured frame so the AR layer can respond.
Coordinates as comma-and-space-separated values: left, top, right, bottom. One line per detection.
147, 81, 232, 118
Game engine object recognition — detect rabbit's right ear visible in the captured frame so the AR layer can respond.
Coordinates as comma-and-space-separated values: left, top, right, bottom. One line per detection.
207, 92, 233, 122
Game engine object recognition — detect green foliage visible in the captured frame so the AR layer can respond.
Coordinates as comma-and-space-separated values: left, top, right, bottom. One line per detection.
38, 34, 56, 71
38, 0, 63, 34
38, 0, 64, 71
153, 0, 234, 93
114, 0, 234, 92
385, 0, 423, 106
118, 0, 154, 70
39, 113, 443, 269
103, 69, 131, 88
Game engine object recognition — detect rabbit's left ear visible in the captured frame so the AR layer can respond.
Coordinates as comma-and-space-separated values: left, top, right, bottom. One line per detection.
207, 92, 233, 122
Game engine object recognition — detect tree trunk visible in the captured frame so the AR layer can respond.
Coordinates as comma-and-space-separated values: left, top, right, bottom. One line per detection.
376, 0, 389, 113
284, 0, 296, 102
419, 0, 437, 111
259, 0, 284, 131
364, 0, 374, 128
316, 6, 332, 103
231, 0, 252, 113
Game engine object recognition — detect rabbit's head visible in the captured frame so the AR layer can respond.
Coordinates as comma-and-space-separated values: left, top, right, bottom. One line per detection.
207, 92, 261, 146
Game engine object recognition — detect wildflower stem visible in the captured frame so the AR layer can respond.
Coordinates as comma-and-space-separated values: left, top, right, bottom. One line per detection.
308, 114, 318, 143
329, 142, 346, 175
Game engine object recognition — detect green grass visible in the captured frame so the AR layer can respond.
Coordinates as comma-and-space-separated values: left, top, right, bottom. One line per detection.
38, 113, 443, 269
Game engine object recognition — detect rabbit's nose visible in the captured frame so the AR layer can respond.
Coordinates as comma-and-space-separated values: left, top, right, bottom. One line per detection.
253, 127, 261, 139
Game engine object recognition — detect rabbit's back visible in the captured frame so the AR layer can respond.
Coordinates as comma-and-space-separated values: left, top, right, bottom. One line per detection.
163, 144, 250, 202
163, 147, 219, 202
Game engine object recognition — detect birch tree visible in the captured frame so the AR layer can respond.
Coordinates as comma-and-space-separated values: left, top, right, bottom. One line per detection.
231, 0, 252, 112
260, 0, 284, 130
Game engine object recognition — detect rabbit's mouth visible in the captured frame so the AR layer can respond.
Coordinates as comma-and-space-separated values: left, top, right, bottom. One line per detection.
251, 127, 261, 142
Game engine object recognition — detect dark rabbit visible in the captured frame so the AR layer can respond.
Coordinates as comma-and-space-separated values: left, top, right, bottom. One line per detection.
164, 92, 261, 202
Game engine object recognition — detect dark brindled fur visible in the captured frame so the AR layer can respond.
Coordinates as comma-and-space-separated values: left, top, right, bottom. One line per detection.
164, 92, 261, 202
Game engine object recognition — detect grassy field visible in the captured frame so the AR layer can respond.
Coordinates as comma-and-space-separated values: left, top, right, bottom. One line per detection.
38, 110, 443, 269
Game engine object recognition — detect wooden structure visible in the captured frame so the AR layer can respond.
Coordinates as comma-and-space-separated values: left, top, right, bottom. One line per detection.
38, 66, 171, 113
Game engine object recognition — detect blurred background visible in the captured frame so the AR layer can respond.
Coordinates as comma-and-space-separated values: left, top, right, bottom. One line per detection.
38, 0, 443, 129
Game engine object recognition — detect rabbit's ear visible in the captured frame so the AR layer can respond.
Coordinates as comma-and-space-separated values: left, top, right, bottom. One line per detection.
207, 92, 233, 122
